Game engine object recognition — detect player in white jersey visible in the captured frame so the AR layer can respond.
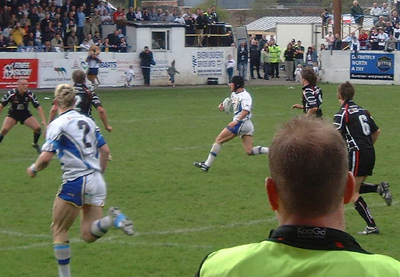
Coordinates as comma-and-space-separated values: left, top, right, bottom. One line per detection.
194, 76, 269, 172
26, 84, 133, 277
125, 65, 135, 87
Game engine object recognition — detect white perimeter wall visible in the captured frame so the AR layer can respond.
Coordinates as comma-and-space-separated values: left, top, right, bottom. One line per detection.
276, 23, 314, 52
320, 50, 399, 85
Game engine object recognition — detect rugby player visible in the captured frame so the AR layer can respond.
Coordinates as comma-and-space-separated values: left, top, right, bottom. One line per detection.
334, 81, 392, 235
291, 66, 323, 117
0, 79, 46, 153
194, 75, 268, 172
196, 116, 400, 276
27, 84, 133, 277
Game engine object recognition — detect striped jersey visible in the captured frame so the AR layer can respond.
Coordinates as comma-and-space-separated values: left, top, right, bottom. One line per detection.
302, 84, 323, 117
1, 89, 40, 112
197, 225, 400, 277
231, 89, 252, 122
334, 100, 379, 151
42, 109, 106, 181
74, 84, 102, 118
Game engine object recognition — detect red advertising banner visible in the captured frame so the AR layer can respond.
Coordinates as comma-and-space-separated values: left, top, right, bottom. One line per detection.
0, 59, 39, 88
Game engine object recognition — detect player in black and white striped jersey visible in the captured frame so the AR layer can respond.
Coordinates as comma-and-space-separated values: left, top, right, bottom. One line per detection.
291, 67, 323, 117
333, 81, 392, 235
0, 79, 47, 153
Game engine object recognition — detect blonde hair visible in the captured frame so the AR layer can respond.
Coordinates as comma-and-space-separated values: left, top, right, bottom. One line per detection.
54, 84, 76, 109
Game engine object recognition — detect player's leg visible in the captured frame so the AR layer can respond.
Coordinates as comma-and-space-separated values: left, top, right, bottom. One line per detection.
0, 116, 17, 143
23, 116, 42, 153
52, 197, 80, 277
194, 128, 236, 171
240, 120, 269, 156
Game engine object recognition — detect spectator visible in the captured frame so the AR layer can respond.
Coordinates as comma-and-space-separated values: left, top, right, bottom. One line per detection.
359, 29, 368, 50
139, 46, 154, 86
392, 11, 400, 26
237, 41, 248, 79
370, 3, 381, 25
350, 1, 364, 28
118, 37, 127, 52
156, 8, 164, 20
51, 33, 64, 51
284, 42, 295, 81
126, 7, 136, 21
225, 54, 235, 84
294, 40, 304, 68
92, 31, 102, 46
369, 27, 379, 50
0, 35, 7, 48
99, 9, 112, 25
86, 33, 94, 46
2, 6, 11, 30
142, 8, 150, 21
380, 2, 390, 20
305, 46, 317, 67
149, 7, 158, 21
377, 27, 388, 50
321, 8, 330, 35
195, 10, 206, 46
375, 16, 385, 28
11, 23, 26, 46
80, 39, 90, 51
42, 40, 54, 52
249, 39, 261, 79
107, 30, 120, 49
384, 21, 393, 36
134, 7, 143, 21
76, 6, 86, 43
24, 31, 35, 46
67, 31, 78, 49
113, 7, 124, 23
211, 5, 218, 23
320, 43, 327, 51
393, 23, 400, 39
28, 7, 40, 26
102, 37, 110, 52
161, 10, 174, 22
167, 60, 179, 87
333, 33, 342, 50
92, 9, 102, 27
84, 17, 99, 37
385, 33, 397, 51
261, 44, 270, 80
184, 15, 195, 47
258, 34, 268, 51
174, 13, 185, 24
325, 31, 334, 50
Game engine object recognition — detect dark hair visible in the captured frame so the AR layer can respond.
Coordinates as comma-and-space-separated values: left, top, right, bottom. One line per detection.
337, 81, 355, 101
231, 75, 244, 90
301, 67, 318, 85
72, 70, 86, 84
269, 116, 348, 217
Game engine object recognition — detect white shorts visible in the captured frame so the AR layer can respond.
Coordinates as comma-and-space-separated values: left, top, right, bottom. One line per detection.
57, 171, 107, 207
126, 75, 133, 82
226, 119, 254, 138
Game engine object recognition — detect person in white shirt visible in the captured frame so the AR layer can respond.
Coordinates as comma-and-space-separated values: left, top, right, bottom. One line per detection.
370, 2, 382, 24
194, 76, 269, 172
26, 84, 134, 277
294, 63, 302, 82
125, 65, 135, 87
174, 13, 185, 24
225, 54, 235, 84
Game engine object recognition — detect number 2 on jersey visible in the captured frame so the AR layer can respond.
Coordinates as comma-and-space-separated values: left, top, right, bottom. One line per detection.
358, 115, 371, 136
78, 120, 92, 148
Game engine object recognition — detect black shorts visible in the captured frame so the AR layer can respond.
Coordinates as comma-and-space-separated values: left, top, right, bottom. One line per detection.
8, 111, 33, 124
349, 149, 375, 176
87, 68, 98, 75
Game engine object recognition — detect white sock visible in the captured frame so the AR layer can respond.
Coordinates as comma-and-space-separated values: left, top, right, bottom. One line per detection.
54, 243, 71, 277
251, 146, 269, 155
204, 143, 222, 167
90, 216, 113, 238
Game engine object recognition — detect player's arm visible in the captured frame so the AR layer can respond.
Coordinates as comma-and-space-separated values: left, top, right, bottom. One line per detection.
48, 103, 58, 124
98, 143, 109, 174
36, 105, 47, 126
306, 107, 318, 116
371, 128, 380, 144
0, 103, 4, 115
291, 103, 304, 110
227, 110, 249, 128
96, 106, 112, 132
26, 151, 54, 178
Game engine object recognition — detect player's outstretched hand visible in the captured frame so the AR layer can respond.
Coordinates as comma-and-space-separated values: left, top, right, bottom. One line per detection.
106, 125, 113, 132
218, 103, 224, 111
26, 166, 36, 178
292, 104, 302, 110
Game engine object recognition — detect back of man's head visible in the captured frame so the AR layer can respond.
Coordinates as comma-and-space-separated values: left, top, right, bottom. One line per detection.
72, 70, 86, 84
268, 116, 348, 217
338, 81, 355, 101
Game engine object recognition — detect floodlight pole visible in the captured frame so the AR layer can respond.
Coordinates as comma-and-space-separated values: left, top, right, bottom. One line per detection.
333, 0, 342, 37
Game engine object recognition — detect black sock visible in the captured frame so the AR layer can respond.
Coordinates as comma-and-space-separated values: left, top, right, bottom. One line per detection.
354, 196, 376, 227
33, 130, 41, 145
0, 134, 3, 143
359, 182, 378, 194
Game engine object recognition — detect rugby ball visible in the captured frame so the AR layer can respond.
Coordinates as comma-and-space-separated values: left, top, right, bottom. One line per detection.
222, 97, 233, 114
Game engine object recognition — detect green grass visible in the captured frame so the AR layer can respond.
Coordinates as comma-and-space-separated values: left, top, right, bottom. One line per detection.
0, 84, 399, 276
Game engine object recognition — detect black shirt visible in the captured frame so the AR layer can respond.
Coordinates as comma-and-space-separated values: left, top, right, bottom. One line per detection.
302, 84, 323, 117
1, 89, 40, 113
74, 84, 102, 119
333, 100, 379, 152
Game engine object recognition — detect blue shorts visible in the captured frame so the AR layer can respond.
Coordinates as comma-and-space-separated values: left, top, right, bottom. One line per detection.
87, 68, 99, 75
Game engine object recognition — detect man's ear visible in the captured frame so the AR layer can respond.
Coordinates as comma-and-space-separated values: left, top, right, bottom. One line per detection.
344, 171, 355, 204
266, 177, 279, 211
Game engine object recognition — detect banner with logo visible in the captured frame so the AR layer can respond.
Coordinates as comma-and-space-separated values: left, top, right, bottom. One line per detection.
350, 53, 394, 80
0, 59, 39, 88
191, 50, 225, 76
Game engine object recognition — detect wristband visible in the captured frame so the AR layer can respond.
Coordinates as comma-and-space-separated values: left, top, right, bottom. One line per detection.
30, 164, 38, 175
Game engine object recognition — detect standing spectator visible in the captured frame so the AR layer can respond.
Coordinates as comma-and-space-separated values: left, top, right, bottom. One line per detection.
377, 27, 388, 50
134, 7, 143, 21
161, 10, 174, 22
380, 2, 390, 21
359, 29, 368, 50
142, 8, 150, 21
385, 33, 397, 51
304, 46, 317, 67
174, 13, 185, 24
321, 8, 331, 35
249, 40, 261, 79
184, 15, 195, 47
126, 7, 136, 21
195, 10, 206, 46
370, 3, 381, 25
84, 17, 98, 37
325, 31, 335, 50
258, 34, 268, 51
210, 5, 218, 22
237, 41, 248, 80
284, 42, 295, 81
225, 54, 235, 84
261, 44, 270, 80
269, 40, 281, 78
76, 6, 85, 43
28, 7, 40, 26
294, 40, 304, 68
149, 7, 158, 21
369, 27, 379, 50
350, 1, 364, 28
140, 46, 154, 86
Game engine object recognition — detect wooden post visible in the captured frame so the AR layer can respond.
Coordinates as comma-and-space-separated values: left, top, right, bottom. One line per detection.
333, 0, 342, 37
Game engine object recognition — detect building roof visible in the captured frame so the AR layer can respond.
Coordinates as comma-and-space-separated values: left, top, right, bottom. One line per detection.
246, 16, 322, 32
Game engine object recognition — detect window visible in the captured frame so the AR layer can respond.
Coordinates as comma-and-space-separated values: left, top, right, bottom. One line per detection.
152, 31, 170, 50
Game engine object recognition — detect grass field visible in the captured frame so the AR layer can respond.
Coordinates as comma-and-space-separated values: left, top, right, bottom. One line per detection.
0, 83, 399, 277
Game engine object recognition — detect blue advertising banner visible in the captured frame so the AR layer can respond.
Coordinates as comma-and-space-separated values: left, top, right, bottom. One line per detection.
350, 53, 394, 80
